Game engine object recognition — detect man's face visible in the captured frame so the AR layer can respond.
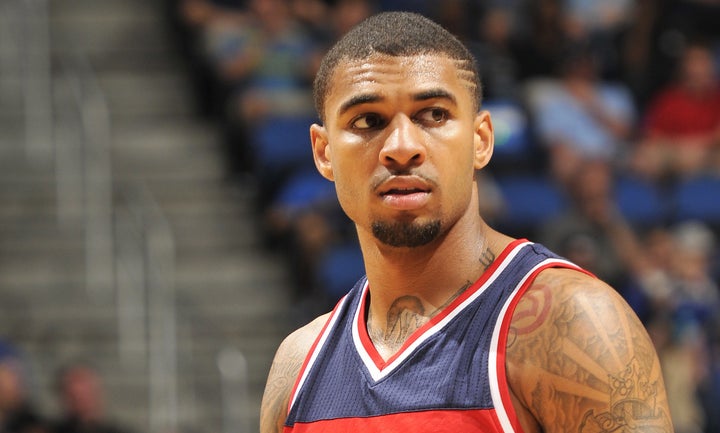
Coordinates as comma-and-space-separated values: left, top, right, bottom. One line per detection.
310, 53, 492, 248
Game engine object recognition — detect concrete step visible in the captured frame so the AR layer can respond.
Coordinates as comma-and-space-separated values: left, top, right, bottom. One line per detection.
50, 0, 171, 56
0, 2, 299, 432
98, 72, 196, 117
111, 117, 219, 157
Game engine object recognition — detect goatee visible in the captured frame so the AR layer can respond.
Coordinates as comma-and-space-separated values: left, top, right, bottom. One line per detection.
371, 220, 441, 248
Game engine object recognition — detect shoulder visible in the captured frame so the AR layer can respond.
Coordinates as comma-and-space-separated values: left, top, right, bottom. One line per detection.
259, 313, 331, 433
505, 267, 673, 433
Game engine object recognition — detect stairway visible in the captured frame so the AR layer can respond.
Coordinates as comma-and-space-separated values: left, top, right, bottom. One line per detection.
0, 0, 298, 432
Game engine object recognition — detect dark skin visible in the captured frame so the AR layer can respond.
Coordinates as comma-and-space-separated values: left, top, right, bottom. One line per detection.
259, 52, 672, 433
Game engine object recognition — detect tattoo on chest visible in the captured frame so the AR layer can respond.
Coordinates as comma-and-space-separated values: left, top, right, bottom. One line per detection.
383, 296, 426, 347
369, 281, 473, 353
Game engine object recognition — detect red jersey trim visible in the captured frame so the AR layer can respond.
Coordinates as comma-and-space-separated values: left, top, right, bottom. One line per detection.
287, 294, 351, 413
284, 407, 504, 433
355, 239, 531, 379
490, 258, 594, 433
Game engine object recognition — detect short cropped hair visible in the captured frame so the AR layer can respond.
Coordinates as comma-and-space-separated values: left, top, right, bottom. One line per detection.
313, 11, 482, 123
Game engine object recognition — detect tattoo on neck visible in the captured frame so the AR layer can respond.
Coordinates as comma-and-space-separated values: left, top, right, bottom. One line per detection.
479, 248, 496, 271
368, 281, 473, 354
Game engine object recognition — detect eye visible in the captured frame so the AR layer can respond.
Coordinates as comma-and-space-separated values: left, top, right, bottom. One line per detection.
351, 113, 385, 130
416, 108, 449, 125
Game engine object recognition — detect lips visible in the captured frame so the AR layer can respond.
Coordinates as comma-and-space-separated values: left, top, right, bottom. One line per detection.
377, 176, 432, 210
382, 186, 428, 195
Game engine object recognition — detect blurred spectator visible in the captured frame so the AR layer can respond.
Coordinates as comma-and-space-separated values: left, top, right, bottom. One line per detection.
525, 42, 636, 189
562, 0, 633, 38
289, 0, 330, 42
50, 363, 129, 433
467, 6, 523, 103
173, 0, 247, 117
619, 220, 719, 433
630, 41, 720, 183
513, 0, 568, 80
562, 0, 635, 79
617, 0, 679, 107
206, 0, 322, 183
325, 0, 375, 45
225, 0, 318, 122
0, 342, 46, 433
538, 161, 631, 287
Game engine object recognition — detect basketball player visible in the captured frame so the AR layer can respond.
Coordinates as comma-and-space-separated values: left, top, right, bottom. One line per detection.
260, 11, 672, 433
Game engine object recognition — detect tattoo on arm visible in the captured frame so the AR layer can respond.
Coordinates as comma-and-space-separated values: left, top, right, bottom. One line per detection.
259, 337, 310, 433
507, 275, 673, 433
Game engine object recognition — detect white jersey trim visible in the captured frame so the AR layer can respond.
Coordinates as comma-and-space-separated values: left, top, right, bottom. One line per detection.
488, 256, 580, 433
353, 240, 532, 382
288, 293, 352, 411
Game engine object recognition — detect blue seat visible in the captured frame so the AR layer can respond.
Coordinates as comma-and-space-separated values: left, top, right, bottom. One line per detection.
495, 174, 567, 234
671, 175, 720, 225
316, 242, 365, 302
251, 115, 316, 177
613, 175, 669, 227
272, 169, 336, 213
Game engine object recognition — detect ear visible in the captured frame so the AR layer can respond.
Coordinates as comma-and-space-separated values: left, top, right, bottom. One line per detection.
473, 110, 494, 170
310, 123, 334, 181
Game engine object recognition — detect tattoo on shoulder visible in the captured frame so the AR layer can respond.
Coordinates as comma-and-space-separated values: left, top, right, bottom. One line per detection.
260, 338, 308, 433
580, 357, 670, 433
506, 283, 552, 348
507, 280, 672, 432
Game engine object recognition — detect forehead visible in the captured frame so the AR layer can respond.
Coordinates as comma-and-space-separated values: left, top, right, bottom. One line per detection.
325, 53, 475, 115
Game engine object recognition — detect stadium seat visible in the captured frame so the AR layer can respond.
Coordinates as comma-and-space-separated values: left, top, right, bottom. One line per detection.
671, 175, 720, 226
613, 175, 669, 228
495, 174, 567, 236
316, 242, 366, 303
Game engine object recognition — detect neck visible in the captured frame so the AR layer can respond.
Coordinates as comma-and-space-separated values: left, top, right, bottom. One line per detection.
365, 279, 474, 359
358, 216, 512, 360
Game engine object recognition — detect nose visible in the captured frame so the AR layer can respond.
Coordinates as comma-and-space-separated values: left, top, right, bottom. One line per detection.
379, 115, 426, 170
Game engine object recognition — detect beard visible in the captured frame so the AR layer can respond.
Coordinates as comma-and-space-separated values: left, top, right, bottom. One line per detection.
371, 219, 441, 248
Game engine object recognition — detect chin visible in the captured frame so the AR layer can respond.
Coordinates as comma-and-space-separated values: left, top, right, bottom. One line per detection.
371, 219, 441, 248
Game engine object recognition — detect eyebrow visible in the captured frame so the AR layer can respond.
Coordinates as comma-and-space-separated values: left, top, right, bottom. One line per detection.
338, 93, 384, 117
413, 88, 457, 105
337, 88, 457, 117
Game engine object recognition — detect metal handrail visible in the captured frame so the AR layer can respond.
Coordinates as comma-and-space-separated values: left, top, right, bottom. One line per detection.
25, 3, 186, 431
137, 183, 179, 433
55, 53, 116, 299
115, 182, 180, 433
67, 54, 116, 300
22, 0, 53, 163
56, 53, 180, 433
0, 1, 22, 98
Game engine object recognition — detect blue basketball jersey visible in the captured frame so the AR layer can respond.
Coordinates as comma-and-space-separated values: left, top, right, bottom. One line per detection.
285, 240, 587, 433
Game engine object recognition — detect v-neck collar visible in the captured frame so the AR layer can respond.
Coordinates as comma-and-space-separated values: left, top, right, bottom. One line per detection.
351, 239, 531, 382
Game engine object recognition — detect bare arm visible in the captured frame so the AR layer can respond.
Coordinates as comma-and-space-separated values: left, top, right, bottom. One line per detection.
259, 314, 330, 433
506, 268, 673, 433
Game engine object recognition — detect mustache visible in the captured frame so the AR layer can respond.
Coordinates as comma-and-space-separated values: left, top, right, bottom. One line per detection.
370, 170, 438, 192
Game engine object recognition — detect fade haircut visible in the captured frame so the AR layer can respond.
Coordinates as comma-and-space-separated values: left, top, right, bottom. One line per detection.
313, 11, 482, 123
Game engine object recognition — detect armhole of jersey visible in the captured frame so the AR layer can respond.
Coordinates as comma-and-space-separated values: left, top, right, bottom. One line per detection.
286, 293, 351, 414
491, 259, 591, 433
